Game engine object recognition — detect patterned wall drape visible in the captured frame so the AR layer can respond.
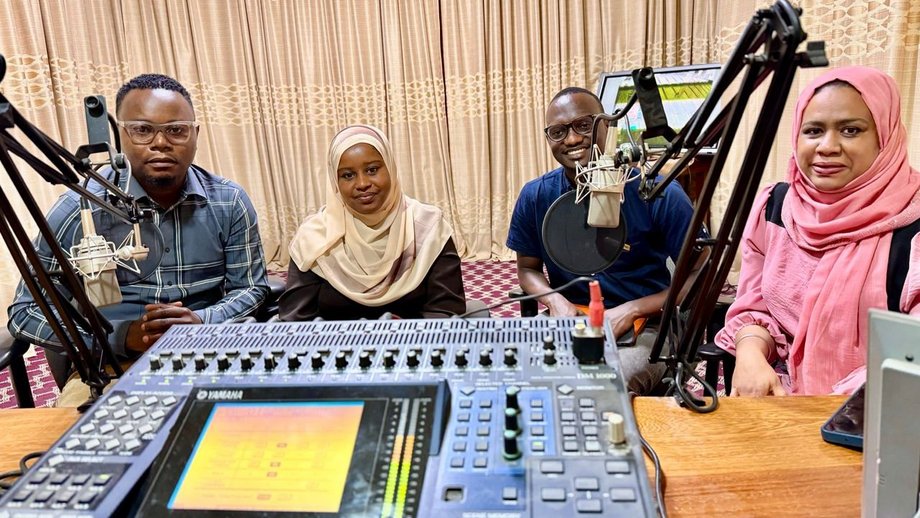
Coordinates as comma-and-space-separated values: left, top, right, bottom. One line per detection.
1, 0, 919, 322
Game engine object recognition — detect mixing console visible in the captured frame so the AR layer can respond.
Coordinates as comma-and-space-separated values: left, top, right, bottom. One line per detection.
0, 318, 655, 517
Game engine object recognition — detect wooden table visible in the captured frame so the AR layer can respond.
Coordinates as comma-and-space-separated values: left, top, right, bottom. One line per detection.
0, 408, 79, 471
0, 397, 860, 517
635, 396, 861, 517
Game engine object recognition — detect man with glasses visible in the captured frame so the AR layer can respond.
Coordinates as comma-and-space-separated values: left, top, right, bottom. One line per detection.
506, 87, 701, 394
7, 73, 269, 405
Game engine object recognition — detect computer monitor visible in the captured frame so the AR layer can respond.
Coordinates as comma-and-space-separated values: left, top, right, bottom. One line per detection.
862, 309, 920, 518
597, 64, 723, 151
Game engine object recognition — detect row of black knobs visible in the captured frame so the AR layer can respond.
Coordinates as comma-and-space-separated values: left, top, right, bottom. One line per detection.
151, 336, 562, 373
152, 348, 557, 372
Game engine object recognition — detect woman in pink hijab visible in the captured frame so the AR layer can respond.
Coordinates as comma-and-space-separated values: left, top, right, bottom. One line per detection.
715, 66, 920, 396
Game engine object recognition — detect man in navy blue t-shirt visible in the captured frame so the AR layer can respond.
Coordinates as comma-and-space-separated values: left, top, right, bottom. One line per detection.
506, 87, 705, 393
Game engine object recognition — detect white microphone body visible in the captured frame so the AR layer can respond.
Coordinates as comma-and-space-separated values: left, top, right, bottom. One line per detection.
71, 209, 122, 307
586, 156, 626, 228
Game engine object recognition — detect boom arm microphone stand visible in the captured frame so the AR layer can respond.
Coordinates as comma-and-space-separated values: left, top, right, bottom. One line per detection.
599, 1, 827, 412
0, 55, 149, 406
649, 1, 826, 412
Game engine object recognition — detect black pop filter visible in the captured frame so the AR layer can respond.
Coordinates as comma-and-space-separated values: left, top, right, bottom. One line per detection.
541, 191, 626, 275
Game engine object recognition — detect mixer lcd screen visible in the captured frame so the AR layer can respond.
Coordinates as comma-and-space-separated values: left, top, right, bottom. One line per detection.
167, 401, 364, 513
139, 383, 446, 517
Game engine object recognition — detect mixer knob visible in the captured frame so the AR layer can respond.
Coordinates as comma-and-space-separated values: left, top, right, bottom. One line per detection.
264, 355, 277, 371
406, 350, 420, 368
287, 354, 302, 371
239, 354, 253, 371
454, 349, 468, 368
430, 350, 444, 368
217, 354, 231, 371
311, 352, 324, 370
171, 357, 185, 372
607, 412, 626, 445
502, 429, 522, 460
358, 351, 372, 369
505, 385, 521, 410
503, 349, 517, 367
335, 351, 348, 370
543, 349, 557, 366
193, 355, 207, 372
543, 334, 556, 350
479, 348, 493, 367
383, 351, 396, 369
504, 407, 521, 434
149, 356, 162, 371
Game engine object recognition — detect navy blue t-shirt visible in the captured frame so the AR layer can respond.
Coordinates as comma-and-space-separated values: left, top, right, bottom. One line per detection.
506, 167, 698, 307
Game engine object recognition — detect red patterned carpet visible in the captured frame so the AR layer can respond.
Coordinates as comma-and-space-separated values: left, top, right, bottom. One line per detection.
459, 260, 522, 318
1, 260, 721, 408
0, 347, 60, 408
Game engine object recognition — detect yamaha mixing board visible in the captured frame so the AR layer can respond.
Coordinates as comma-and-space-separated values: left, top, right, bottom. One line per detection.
0, 318, 656, 517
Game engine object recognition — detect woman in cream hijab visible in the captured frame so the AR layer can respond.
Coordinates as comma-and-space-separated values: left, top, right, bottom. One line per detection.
279, 124, 466, 320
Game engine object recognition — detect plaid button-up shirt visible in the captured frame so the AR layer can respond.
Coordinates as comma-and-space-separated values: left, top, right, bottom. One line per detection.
8, 164, 269, 357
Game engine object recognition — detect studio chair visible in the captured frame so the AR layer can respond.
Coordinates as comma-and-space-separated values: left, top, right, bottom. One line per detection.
228, 274, 286, 324
695, 301, 734, 395
697, 342, 735, 396
508, 287, 538, 317
463, 299, 492, 318
0, 328, 36, 408
254, 274, 286, 322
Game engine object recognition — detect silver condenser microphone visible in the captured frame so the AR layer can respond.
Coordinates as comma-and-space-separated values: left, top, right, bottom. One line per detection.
575, 143, 641, 228
69, 207, 150, 307
71, 208, 121, 307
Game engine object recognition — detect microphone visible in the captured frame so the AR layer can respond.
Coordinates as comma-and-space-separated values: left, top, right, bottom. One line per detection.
71, 208, 121, 307
539, 143, 640, 275
575, 144, 641, 228
69, 208, 150, 307
586, 155, 624, 228
66, 94, 154, 307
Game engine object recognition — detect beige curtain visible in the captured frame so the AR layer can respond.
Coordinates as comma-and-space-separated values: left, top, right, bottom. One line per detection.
2, 0, 920, 322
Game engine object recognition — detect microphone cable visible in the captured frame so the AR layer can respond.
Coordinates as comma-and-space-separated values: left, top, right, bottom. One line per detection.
453, 276, 596, 322
0, 451, 44, 498
672, 361, 720, 413
629, 391, 668, 518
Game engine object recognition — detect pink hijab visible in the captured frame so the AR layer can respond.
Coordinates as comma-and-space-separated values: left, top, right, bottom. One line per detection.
781, 66, 920, 394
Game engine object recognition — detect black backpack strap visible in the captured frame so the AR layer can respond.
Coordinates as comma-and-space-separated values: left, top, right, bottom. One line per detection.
888, 217, 920, 312
764, 182, 789, 227
763, 181, 916, 312
764, 182, 920, 312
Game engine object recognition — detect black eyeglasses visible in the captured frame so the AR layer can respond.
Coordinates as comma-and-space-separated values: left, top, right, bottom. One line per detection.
117, 121, 199, 145
544, 114, 597, 142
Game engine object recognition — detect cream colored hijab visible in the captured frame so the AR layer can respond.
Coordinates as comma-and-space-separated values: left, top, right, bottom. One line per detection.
289, 124, 454, 306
